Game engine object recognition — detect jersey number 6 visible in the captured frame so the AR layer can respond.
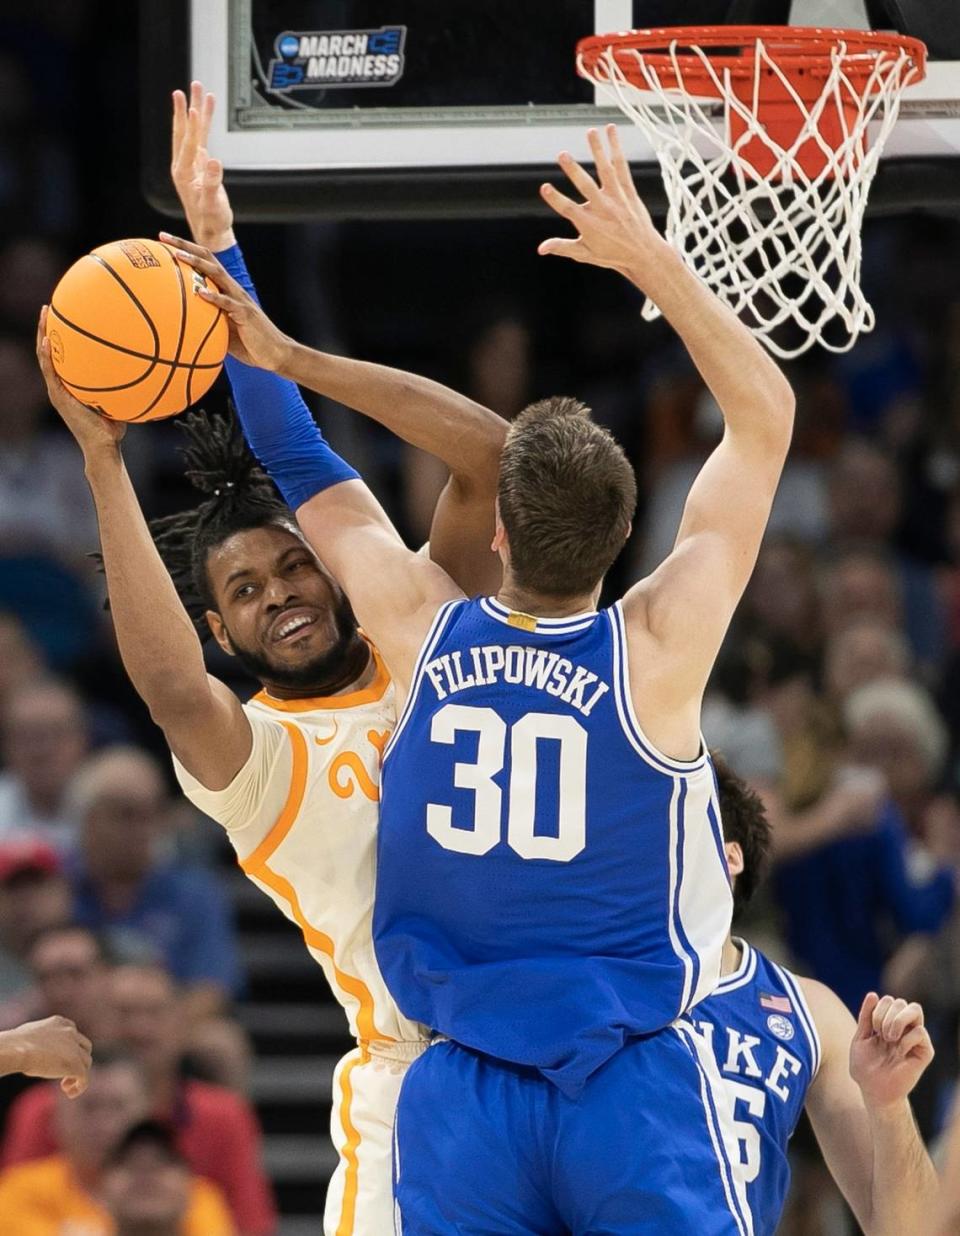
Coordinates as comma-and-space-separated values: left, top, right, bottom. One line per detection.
426, 704, 587, 863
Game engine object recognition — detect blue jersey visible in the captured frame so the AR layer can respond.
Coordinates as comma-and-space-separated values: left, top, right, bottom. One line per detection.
374, 596, 733, 1095
694, 941, 822, 1235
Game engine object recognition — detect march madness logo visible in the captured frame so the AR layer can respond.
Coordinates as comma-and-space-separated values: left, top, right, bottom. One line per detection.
268, 27, 406, 91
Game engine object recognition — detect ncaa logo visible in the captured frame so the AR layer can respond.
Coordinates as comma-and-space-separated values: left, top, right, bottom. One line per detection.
767, 1013, 795, 1041
279, 34, 300, 58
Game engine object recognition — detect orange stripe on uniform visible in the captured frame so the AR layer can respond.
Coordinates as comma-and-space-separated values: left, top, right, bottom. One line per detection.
240, 722, 392, 1045
335, 1050, 366, 1236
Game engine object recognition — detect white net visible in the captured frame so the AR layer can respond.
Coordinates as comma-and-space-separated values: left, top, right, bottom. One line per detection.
579, 35, 922, 357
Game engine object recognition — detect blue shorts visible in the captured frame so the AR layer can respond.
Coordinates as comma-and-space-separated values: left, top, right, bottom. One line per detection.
394, 1022, 753, 1236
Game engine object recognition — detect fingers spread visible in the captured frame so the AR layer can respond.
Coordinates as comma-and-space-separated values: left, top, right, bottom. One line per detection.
171, 89, 187, 166
159, 232, 206, 257
540, 182, 584, 223
557, 151, 599, 202
196, 286, 239, 313
537, 238, 586, 261
587, 127, 617, 192
200, 88, 215, 148
606, 123, 636, 198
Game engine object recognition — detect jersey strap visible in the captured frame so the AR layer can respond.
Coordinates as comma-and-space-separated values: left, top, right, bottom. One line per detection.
608, 602, 709, 774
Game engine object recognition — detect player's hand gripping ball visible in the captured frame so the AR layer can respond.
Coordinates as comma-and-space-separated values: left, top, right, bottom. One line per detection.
45, 238, 229, 422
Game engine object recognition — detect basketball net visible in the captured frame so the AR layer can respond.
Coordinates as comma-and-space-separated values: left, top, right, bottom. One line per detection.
577, 29, 925, 357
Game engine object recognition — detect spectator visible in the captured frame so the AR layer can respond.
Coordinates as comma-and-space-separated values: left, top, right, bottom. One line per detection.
0, 679, 89, 847
0, 611, 45, 714
0, 1051, 229, 1235
0, 841, 70, 1018
14, 924, 114, 1042
825, 439, 946, 667
0, 337, 97, 565
65, 747, 242, 1018
741, 537, 823, 659
638, 392, 829, 577
772, 680, 956, 1012
101, 1120, 235, 1236
819, 547, 905, 644
2, 963, 276, 1236
845, 676, 950, 834
0, 237, 66, 336
822, 619, 912, 707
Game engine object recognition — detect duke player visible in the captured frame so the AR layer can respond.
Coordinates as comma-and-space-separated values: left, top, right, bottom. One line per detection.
703, 758, 937, 1234
173, 126, 795, 1233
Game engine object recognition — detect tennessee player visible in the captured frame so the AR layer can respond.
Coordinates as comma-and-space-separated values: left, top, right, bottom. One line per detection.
33, 83, 505, 1236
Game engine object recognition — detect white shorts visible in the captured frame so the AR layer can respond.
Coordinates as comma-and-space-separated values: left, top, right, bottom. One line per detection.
324, 1041, 428, 1236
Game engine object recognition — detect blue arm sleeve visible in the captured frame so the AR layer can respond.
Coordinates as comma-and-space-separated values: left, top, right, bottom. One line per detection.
214, 243, 359, 510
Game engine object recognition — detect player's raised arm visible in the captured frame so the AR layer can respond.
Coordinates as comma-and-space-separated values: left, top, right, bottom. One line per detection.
171, 82, 505, 599
159, 237, 462, 691
800, 983, 937, 1235
541, 126, 795, 746
36, 312, 252, 790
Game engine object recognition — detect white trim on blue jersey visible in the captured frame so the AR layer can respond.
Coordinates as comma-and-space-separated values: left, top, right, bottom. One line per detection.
608, 602, 708, 773
675, 1018, 756, 1236
383, 599, 465, 763
714, 939, 760, 996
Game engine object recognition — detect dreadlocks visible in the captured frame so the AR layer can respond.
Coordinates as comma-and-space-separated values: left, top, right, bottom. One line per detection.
148, 407, 293, 637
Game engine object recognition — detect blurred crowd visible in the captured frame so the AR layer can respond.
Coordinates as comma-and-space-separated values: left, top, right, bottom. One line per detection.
3, 1, 960, 1233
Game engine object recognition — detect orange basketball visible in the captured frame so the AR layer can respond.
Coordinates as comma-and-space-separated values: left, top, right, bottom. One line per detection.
45, 238, 229, 422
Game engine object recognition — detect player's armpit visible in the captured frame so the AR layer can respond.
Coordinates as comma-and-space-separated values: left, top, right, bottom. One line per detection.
160, 673, 253, 792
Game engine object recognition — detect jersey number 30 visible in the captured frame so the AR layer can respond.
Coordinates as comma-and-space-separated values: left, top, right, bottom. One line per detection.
426, 704, 587, 862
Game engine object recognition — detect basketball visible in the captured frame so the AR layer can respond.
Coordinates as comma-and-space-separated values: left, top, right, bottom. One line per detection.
45, 238, 229, 422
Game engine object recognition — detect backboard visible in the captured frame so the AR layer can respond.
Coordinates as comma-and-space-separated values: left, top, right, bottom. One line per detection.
141, 0, 960, 220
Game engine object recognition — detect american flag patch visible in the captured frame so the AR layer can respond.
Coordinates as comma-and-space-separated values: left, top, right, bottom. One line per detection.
760, 993, 793, 1014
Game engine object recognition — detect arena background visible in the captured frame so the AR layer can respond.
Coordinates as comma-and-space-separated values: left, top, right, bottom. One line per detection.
1, 2, 960, 1233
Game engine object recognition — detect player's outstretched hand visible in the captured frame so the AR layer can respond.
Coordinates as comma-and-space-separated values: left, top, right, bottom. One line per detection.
36, 307, 125, 452
160, 234, 292, 371
849, 992, 934, 1112
538, 125, 667, 282
171, 81, 235, 253
0, 1015, 93, 1098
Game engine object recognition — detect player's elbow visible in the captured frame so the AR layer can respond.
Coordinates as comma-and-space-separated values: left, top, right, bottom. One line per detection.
762, 373, 797, 446
144, 677, 212, 730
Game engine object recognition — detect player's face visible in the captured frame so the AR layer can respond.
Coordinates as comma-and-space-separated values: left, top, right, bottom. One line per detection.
205, 523, 362, 689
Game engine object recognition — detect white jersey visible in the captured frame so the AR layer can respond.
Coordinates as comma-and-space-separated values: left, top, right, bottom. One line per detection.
173, 646, 427, 1235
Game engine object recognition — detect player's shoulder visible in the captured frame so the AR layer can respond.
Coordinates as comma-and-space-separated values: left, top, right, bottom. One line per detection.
792, 974, 852, 1024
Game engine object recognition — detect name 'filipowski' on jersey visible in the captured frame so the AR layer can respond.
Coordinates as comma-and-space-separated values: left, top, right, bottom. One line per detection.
373, 595, 734, 1096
